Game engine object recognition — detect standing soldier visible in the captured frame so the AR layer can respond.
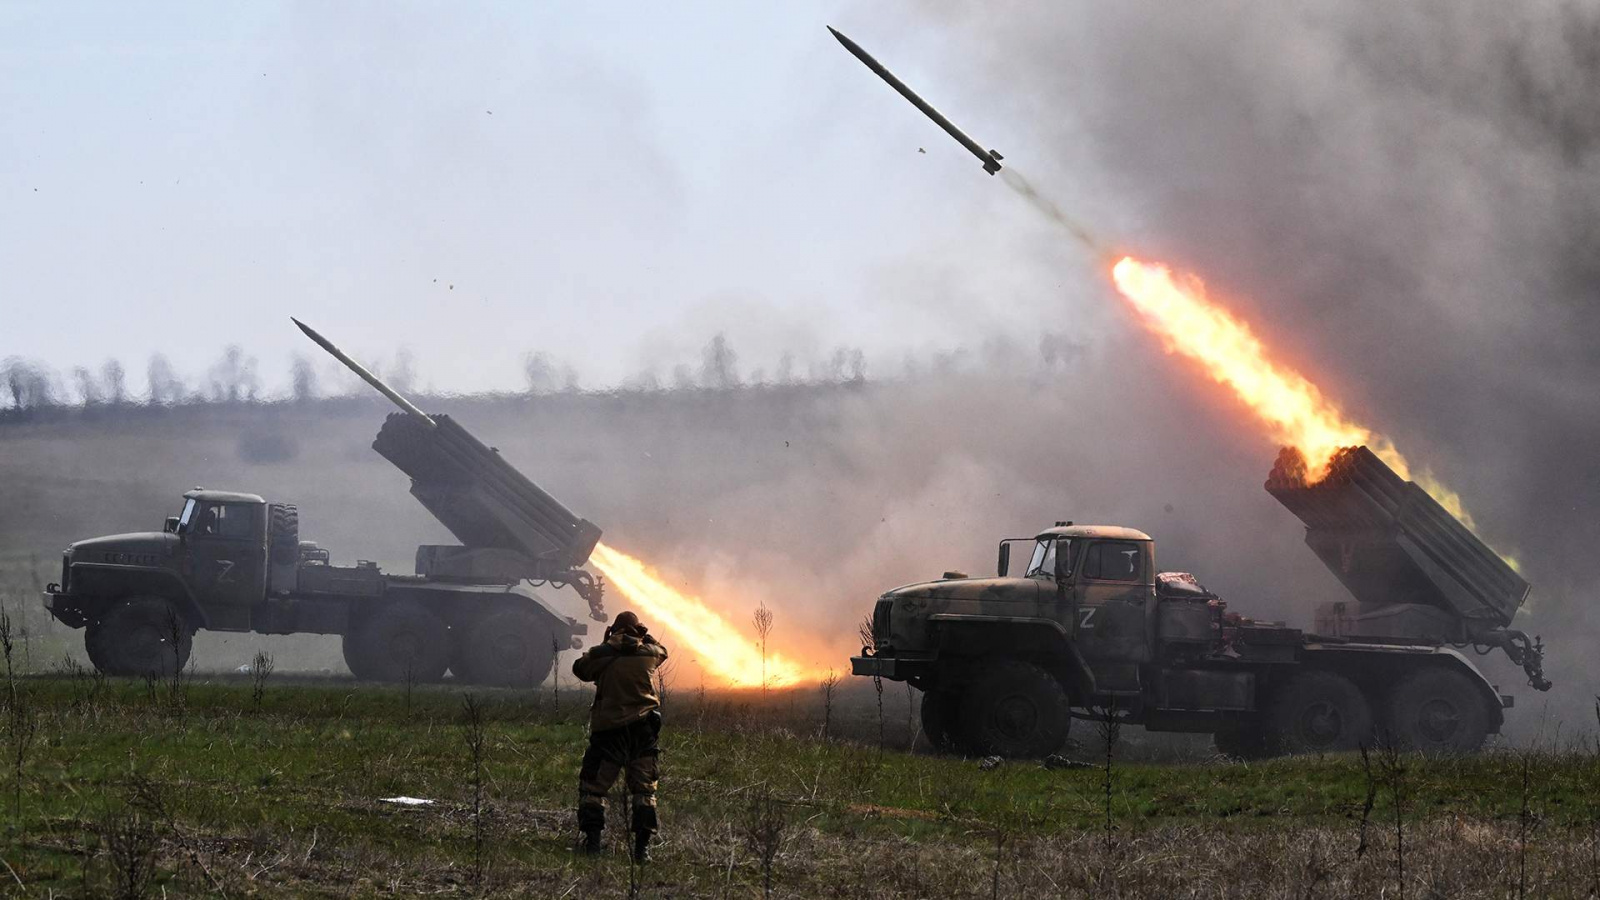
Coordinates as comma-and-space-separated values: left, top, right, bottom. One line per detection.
572, 610, 669, 861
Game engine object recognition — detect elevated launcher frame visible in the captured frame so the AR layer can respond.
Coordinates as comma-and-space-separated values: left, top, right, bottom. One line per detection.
292, 317, 606, 621
1267, 446, 1549, 690
374, 413, 607, 621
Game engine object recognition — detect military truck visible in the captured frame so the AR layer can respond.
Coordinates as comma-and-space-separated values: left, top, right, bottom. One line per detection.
851, 446, 1551, 757
42, 320, 607, 686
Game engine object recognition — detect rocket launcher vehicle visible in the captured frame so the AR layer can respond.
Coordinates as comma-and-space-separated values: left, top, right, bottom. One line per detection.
294, 318, 607, 621
1266, 446, 1549, 690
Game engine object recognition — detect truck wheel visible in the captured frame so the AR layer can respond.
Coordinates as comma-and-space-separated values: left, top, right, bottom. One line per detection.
1214, 721, 1271, 759
1384, 668, 1491, 754
344, 602, 451, 683
453, 607, 557, 687
85, 597, 193, 677
919, 688, 961, 752
958, 660, 1071, 758
1268, 670, 1372, 755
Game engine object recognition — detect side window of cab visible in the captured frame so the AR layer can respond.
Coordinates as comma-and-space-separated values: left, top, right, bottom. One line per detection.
1083, 541, 1143, 582
193, 502, 254, 539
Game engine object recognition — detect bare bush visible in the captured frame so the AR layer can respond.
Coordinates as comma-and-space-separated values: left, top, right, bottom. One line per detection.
461, 693, 488, 887
744, 785, 787, 898
819, 669, 839, 741
251, 651, 274, 709
753, 604, 773, 699
101, 807, 158, 900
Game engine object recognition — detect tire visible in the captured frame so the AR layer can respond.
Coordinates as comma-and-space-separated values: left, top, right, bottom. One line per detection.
958, 660, 1071, 758
452, 606, 557, 687
919, 688, 962, 752
268, 504, 299, 560
84, 597, 193, 677
343, 602, 451, 683
1214, 721, 1272, 759
1384, 667, 1492, 754
1267, 670, 1373, 755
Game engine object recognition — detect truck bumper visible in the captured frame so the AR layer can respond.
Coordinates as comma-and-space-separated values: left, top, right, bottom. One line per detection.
850, 652, 934, 681
42, 589, 87, 629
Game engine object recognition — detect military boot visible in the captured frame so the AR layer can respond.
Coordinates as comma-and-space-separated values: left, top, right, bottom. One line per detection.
631, 830, 651, 864
580, 828, 603, 856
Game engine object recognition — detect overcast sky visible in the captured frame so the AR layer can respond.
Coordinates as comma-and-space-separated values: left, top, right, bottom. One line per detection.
2, 1, 1106, 397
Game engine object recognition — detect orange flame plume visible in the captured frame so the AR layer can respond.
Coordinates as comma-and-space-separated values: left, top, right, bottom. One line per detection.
588, 542, 816, 688
1109, 256, 1474, 526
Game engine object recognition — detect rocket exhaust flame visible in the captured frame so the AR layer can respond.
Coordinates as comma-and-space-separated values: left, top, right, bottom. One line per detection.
1108, 256, 1477, 528
588, 542, 816, 688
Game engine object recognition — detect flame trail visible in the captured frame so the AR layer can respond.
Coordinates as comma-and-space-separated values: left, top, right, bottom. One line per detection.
1109, 256, 1475, 525
588, 542, 815, 688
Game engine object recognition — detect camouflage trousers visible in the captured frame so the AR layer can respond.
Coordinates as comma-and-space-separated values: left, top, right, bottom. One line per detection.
577, 712, 661, 836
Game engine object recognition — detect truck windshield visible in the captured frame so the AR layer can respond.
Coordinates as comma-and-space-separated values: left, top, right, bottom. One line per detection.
1025, 538, 1072, 579
178, 498, 197, 533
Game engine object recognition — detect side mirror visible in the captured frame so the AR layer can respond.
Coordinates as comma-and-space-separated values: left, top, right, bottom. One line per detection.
164, 517, 180, 534
997, 543, 1011, 577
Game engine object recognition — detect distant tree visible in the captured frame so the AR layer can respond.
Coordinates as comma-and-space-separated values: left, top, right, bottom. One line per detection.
523, 352, 559, 394
146, 354, 184, 406
2, 358, 55, 410
72, 367, 102, 407
775, 352, 795, 384
290, 354, 319, 402
101, 359, 126, 405
701, 333, 740, 389
560, 363, 580, 393
207, 345, 259, 403
820, 347, 865, 383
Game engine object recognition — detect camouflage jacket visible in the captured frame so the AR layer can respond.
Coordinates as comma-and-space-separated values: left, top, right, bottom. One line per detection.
572, 632, 669, 732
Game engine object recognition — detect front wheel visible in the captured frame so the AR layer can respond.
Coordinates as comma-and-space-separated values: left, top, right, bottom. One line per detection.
958, 660, 1071, 758
85, 597, 193, 677
919, 688, 962, 752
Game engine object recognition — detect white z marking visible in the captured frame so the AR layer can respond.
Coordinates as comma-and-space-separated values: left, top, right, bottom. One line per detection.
1078, 606, 1096, 630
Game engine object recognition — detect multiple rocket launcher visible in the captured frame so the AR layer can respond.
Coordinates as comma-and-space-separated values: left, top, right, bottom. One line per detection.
292, 318, 607, 621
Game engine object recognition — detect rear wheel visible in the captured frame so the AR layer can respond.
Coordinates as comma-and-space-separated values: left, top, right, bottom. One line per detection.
1268, 670, 1372, 755
343, 602, 451, 683
452, 606, 558, 687
919, 688, 961, 752
85, 597, 193, 677
1384, 668, 1491, 754
958, 660, 1071, 758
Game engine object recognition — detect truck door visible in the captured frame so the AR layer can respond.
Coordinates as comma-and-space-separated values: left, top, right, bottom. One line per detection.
183, 501, 265, 619
1074, 540, 1154, 684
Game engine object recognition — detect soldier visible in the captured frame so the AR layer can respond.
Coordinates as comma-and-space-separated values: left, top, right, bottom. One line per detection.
572, 610, 669, 861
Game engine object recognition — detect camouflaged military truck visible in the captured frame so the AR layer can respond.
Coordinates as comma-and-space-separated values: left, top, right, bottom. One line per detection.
44, 324, 617, 686
44, 473, 593, 686
851, 447, 1550, 758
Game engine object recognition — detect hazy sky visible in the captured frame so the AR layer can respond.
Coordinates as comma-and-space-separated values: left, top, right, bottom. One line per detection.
2, 2, 1100, 397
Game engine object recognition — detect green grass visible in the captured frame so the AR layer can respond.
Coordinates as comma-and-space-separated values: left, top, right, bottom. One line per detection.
0, 674, 1598, 897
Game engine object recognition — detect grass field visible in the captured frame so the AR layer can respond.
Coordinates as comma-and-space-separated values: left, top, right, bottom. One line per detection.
0, 666, 1596, 899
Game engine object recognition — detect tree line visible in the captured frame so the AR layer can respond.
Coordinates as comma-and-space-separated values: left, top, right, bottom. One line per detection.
2, 329, 1082, 414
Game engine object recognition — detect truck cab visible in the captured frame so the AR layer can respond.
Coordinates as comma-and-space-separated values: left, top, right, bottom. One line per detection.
170, 490, 271, 620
